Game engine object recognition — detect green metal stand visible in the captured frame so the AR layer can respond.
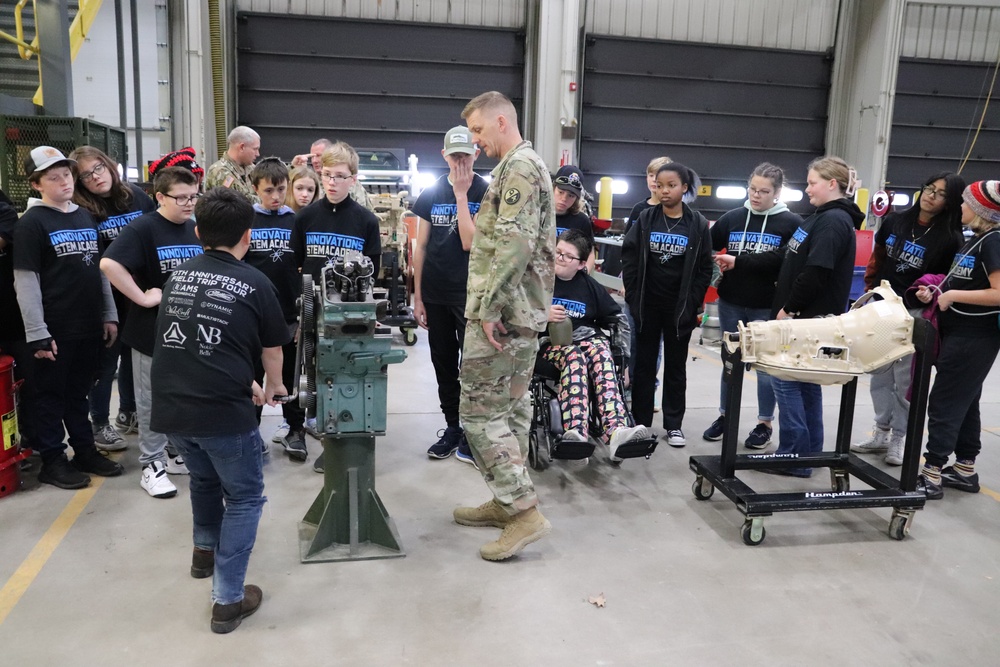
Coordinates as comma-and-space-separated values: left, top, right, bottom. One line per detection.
298, 434, 404, 562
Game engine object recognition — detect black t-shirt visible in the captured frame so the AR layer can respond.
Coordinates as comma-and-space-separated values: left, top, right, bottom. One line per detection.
555, 211, 594, 242
625, 199, 656, 234
644, 210, 689, 305
411, 173, 488, 306
12, 204, 103, 340
0, 201, 24, 339
711, 206, 801, 308
150, 251, 291, 436
773, 202, 857, 318
94, 183, 156, 251
552, 270, 620, 333
103, 211, 202, 355
875, 212, 963, 296
291, 195, 382, 283
938, 230, 1000, 337
246, 206, 299, 322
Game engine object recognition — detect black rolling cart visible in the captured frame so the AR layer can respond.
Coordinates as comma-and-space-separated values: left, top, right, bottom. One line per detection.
689, 317, 935, 546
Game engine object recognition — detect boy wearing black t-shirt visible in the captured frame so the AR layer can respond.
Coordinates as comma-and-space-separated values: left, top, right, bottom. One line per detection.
12, 146, 123, 489
246, 158, 307, 461
101, 167, 203, 499
291, 141, 381, 282
290, 141, 380, 473
150, 188, 289, 634
411, 126, 488, 463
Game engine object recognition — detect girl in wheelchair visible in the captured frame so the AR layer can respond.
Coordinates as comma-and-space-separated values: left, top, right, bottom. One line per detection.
542, 229, 650, 462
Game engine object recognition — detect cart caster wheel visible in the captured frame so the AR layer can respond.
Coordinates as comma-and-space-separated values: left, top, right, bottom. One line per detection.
888, 512, 911, 541
741, 519, 766, 546
402, 328, 417, 346
830, 472, 850, 493
692, 476, 715, 500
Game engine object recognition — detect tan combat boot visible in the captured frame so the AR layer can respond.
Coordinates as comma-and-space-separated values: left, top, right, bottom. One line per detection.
479, 506, 551, 561
453, 499, 513, 528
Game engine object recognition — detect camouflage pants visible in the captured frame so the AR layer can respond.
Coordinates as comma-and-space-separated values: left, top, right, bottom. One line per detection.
459, 321, 539, 515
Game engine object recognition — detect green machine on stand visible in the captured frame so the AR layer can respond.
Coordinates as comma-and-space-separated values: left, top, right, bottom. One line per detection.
295, 251, 407, 563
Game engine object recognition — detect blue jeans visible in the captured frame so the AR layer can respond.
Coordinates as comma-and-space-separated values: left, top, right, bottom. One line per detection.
168, 429, 266, 605
716, 299, 775, 421
89, 338, 135, 426
770, 377, 824, 475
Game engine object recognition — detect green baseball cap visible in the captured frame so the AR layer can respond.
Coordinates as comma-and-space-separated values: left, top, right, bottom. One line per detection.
443, 126, 475, 156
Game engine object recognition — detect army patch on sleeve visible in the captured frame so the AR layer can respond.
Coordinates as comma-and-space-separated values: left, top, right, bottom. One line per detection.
504, 188, 521, 205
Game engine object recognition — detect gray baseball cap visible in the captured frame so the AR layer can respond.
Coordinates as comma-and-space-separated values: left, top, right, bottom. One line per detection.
443, 126, 475, 156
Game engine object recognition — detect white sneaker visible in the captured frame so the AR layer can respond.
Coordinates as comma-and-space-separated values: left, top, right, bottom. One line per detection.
609, 425, 649, 462
664, 429, 686, 448
884, 432, 905, 466
851, 425, 890, 453
165, 451, 189, 475
561, 429, 587, 442
271, 421, 290, 444
140, 461, 177, 499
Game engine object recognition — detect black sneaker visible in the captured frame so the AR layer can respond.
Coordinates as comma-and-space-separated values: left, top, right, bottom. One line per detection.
427, 426, 464, 459
941, 466, 980, 493
917, 474, 944, 500
115, 410, 138, 435
745, 423, 773, 450
313, 451, 324, 474
38, 457, 91, 490
702, 416, 725, 442
71, 448, 124, 477
281, 429, 308, 462
455, 436, 479, 469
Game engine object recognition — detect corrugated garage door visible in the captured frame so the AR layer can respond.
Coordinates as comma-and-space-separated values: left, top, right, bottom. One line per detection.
580, 35, 832, 219
235, 13, 525, 171
888, 57, 1000, 189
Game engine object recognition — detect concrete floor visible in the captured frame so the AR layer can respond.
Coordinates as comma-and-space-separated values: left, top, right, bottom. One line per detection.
1, 328, 999, 666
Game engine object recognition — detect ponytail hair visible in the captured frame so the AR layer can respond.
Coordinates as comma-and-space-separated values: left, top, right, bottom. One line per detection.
808, 156, 859, 197
656, 162, 702, 201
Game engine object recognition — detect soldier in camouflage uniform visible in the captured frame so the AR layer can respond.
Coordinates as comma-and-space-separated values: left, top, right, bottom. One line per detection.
205, 126, 261, 204
453, 92, 557, 561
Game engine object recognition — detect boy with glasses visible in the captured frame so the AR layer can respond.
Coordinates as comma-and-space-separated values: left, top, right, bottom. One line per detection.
101, 167, 204, 498
13, 146, 123, 489
291, 141, 381, 472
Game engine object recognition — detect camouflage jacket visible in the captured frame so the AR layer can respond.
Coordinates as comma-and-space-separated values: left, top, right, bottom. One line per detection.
465, 140, 555, 332
205, 154, 259, 204
349, 180, 375, 213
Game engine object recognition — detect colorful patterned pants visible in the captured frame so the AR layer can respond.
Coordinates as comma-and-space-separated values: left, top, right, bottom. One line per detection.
541, 337, 627, 443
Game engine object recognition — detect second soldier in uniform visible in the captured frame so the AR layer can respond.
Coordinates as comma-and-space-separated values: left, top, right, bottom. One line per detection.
451, 92, 557, 561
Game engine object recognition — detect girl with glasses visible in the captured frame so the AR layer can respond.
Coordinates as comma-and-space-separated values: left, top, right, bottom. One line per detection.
852, 171, 965, 465
70, 145, 156, 450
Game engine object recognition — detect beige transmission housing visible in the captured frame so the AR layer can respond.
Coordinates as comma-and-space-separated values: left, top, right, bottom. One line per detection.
724, 281, 915, 385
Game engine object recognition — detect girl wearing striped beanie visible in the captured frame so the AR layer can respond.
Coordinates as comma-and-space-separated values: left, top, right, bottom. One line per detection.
914, 180, 1000, 499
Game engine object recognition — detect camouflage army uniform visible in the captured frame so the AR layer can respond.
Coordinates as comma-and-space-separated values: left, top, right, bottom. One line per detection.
349, 179, 375, 213
205, 154, 259, 204
460, 140, 556, 514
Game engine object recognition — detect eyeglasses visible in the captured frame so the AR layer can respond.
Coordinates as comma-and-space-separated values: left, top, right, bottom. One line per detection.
555, 251, 582, 262
79, 162, 108, 183
162, 193, 201, 205
555, 174, 582, 189
748, 186, 774, 197
321, 172, 353, 184
922, 185, 947, 199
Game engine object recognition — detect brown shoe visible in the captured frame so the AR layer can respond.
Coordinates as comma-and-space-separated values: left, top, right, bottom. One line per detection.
453, 499, 514, 528
191, 548, 214, 579
211, 584, 263, 634
479, 507, 551, 561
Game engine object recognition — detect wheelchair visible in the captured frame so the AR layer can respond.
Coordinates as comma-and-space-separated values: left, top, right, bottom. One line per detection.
527, 321, 658, 470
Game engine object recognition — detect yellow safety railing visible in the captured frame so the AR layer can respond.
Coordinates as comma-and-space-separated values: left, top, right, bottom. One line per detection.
1, 0, 104, 106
